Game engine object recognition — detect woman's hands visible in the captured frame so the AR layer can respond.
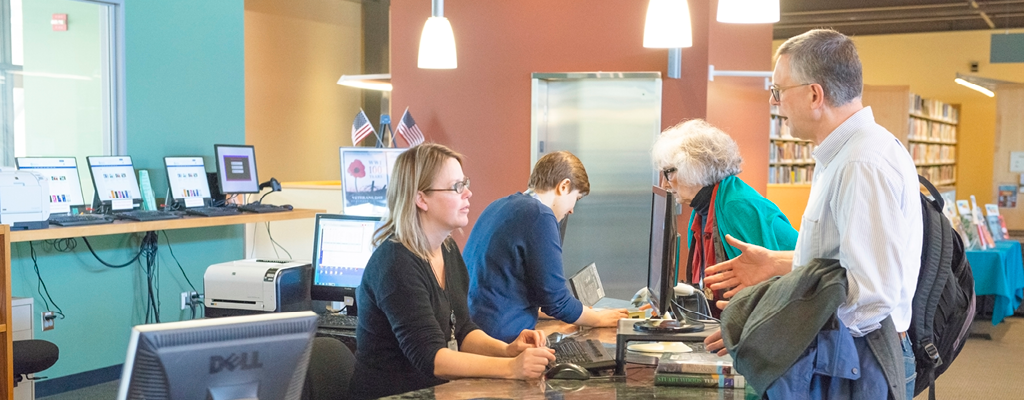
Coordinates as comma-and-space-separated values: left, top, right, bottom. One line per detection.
505, 329, 547, 357
508, 347, 556, 379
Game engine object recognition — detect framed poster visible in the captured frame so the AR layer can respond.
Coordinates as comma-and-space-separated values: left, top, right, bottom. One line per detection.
340, 147, 407, 217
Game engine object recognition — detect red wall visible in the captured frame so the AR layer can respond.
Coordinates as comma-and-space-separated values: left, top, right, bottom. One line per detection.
391, 0, 772, 243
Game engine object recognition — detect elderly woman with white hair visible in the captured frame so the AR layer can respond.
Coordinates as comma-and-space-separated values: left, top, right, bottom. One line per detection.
651, 119, 797, 317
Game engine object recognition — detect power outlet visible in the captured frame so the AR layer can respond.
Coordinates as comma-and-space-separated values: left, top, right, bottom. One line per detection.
181, 291, 198, 310
41, 311, 55, 331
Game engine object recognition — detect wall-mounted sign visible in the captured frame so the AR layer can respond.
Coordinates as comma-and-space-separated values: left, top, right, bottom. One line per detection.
52, 14, 67, 32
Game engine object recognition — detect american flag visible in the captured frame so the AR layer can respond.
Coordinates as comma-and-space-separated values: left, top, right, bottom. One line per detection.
396, 108, 425, 146
351, 110, 376, 145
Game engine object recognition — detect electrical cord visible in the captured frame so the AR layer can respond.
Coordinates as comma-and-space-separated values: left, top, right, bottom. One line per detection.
160, 231, 197, 292
45, 238, 78, 253
257, 190, 272, 204
265, 222, 292, 259
82, 235, 147, 268
28, 242, 66, 319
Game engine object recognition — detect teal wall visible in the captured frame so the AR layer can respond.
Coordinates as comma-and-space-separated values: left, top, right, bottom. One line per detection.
10, 0, 246, 379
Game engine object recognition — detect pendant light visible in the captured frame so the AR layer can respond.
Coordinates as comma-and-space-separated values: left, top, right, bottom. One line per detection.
643, 0, 693, 48
418, 0, 457, 69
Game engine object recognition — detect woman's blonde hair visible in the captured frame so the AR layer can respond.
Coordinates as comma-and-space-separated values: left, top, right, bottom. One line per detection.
373, 143, 464, 260
651, 119, 742, 187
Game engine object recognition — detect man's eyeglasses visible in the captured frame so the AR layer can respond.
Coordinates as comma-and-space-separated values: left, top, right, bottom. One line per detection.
425, 177, 471, 194
662, 167, 677, 182
769, 83, 811, 102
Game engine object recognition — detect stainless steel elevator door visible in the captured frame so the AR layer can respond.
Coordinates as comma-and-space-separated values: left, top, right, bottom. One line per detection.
531, 72, 662, 300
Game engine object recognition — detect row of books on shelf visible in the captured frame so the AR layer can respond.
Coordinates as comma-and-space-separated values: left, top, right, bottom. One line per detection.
769, 141, 816, 163
945, 196, 1010, 250
655, 352, 746, 389
917, 165, 955, 184
908, 118, 957, 142
909, 143, 956, 164
909, 93, 959, 123
769, 114, 793, 138
768, 165, 814, 184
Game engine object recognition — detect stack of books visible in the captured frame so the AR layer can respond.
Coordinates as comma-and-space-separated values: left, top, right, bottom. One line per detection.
654, 351, 745, 389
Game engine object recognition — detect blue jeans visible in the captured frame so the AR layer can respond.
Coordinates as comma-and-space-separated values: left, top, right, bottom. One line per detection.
900, 334, 916, 400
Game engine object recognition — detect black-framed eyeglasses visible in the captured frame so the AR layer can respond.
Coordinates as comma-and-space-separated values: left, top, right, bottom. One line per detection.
425, 177, 471, 194
769, 83, 811, 102
662, 167, 677, 182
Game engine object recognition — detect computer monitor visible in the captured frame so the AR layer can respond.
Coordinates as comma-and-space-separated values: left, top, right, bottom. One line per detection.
86, 156, 143, 211
647, 185, 678, 316
15, 157, 87, 215
214, 144, 260, 194
310, 214, 383, 314
164, 156, 213, 208
116, 311, 317, 400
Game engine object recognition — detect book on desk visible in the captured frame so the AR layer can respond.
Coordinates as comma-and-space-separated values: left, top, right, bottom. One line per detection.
655, 351, 745, 388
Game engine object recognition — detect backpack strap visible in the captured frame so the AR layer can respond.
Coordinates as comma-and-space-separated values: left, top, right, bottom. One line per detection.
918, 175, 944, 211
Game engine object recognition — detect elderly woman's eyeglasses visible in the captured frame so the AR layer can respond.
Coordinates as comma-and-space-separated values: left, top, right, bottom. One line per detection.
661, 168, 677, 182
425, 177, 471, 194
769, 83, 811, 102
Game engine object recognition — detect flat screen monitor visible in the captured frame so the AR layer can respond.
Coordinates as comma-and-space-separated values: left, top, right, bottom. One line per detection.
86, 156, 143, 211
214, 144, 260, 194
310, 214, 383, 312
164, 156, 212, 208
116, 311, 317, 400
15, 157, 86, 215
647, 185, 677, 316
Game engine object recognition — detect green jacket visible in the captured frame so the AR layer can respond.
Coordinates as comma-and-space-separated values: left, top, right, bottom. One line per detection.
687, 175, 798, 258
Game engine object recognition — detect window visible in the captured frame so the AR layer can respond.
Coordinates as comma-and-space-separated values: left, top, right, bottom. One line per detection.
0, 0, 124, 162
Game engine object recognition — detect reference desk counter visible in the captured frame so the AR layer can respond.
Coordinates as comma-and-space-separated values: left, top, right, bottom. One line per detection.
384, 319, 753, 400
0, 209, 322, 400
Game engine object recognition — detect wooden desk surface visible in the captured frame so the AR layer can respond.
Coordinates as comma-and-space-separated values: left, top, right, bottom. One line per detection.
9, 208, 323, 242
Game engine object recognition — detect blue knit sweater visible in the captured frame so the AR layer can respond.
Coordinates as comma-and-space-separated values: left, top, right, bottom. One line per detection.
464, 193, 584, 343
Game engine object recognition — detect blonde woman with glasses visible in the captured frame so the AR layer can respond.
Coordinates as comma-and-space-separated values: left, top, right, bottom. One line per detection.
349, 143, 555, 400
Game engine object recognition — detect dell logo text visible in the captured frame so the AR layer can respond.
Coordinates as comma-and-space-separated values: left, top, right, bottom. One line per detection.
209, 351, 264, 374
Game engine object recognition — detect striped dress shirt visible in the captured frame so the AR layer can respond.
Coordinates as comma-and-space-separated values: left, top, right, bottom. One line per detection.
792, 107, 923, 337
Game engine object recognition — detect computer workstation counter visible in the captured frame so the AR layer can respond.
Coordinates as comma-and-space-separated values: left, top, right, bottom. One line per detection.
383, 318, 747, 400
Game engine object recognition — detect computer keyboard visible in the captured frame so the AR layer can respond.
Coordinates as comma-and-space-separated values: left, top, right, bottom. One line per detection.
238, 203, 290, 213
113, 210, 183, 221
185, 206, 242, 217
549, 337, 615, 370
48, 214, 114, 227
317, 313, 358, 330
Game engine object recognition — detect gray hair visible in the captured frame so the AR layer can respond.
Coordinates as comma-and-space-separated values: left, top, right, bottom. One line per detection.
776, 29, 862, 107
651, 119, 742, 188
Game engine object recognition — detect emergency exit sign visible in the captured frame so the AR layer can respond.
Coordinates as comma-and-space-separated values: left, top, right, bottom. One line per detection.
52, 14, 67, 31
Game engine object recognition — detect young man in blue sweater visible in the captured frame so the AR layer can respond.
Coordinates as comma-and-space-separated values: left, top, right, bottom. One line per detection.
464, 151, 628, 343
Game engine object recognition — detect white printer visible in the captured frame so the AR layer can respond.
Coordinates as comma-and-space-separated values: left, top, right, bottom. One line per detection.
0, 169, 50, 230
204, 259, 312, 318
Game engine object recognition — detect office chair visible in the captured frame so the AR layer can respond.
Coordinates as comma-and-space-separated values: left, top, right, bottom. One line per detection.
302, 337, 355, 400
13, 339, 59, 387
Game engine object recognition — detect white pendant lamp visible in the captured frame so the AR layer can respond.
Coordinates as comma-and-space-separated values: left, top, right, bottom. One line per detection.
643, 0, 693, 48
717, 0, 780, 24
418, 0, 457, 69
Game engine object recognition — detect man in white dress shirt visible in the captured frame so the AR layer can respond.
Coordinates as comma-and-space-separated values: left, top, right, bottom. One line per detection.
701, 29, 922, 399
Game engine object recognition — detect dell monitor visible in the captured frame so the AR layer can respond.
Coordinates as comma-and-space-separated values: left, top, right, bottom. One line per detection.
86, 156, 143, 211
310, 214, 383, 315
164, 156, 213, 208
15, 157, 87, 215
116, 311, 317, 400
214, 144, 260, 194
647, 185, 678, 316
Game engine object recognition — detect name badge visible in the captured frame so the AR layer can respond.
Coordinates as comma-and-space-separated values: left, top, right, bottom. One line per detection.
447, 337, 458, 351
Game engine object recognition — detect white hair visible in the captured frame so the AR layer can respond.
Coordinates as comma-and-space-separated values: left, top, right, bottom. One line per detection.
651, 119, 742, 187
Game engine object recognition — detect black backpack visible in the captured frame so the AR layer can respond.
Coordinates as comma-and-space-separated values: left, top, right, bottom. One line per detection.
911, 176, 976, 400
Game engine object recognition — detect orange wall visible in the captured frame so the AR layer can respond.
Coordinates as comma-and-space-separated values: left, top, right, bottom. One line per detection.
391, 0, 772, 243
245, 0, 364, 182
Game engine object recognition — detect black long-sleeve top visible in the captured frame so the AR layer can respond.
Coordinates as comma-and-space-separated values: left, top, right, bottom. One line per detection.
349, 237, 480, 400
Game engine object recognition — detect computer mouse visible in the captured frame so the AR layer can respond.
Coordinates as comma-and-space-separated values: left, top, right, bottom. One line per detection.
545, 363, 590, 380
281, 204, 293, 210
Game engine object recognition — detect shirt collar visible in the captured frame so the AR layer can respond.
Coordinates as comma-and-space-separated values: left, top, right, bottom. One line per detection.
813, 106, 875, 167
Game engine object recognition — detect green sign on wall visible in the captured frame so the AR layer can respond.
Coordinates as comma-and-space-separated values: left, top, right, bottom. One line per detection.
991, 33, 1024, 63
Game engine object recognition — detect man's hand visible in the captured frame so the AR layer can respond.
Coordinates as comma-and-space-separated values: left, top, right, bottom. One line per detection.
506, 329, 546, 357
703, 329, 729, 357
591, 308, 629, 327
704, 235, 789, 299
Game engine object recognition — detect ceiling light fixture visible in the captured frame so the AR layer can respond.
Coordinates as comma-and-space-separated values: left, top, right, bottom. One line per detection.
337, 74, 392, 91
418, 0, 457, 69
953, 72, 1017, 98
716, 0, 780, 24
